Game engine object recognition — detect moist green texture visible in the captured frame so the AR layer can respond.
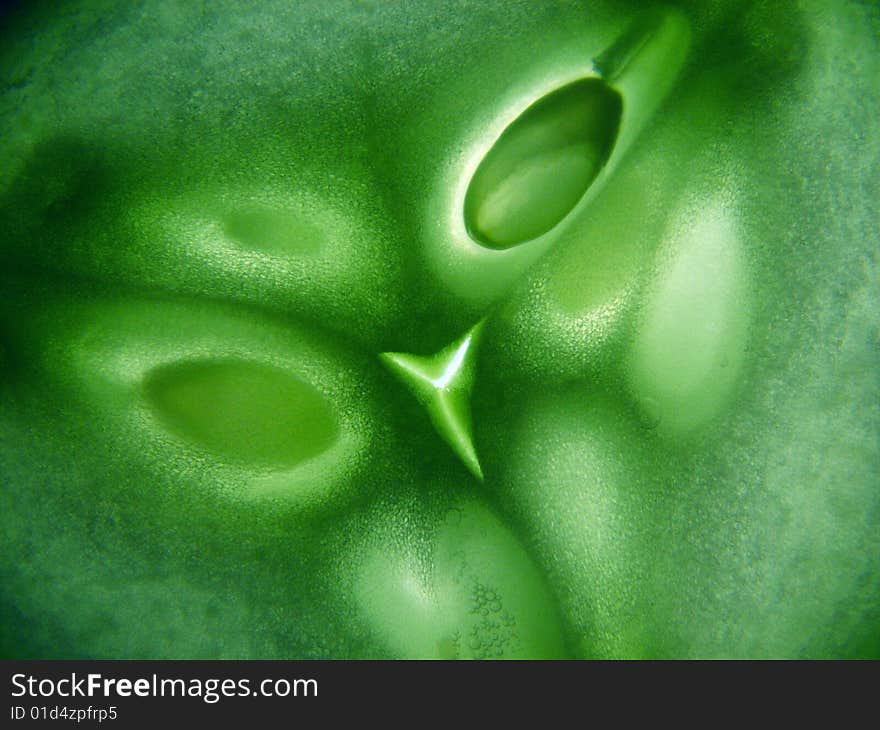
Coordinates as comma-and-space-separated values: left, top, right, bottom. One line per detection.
0, 0, 878, 659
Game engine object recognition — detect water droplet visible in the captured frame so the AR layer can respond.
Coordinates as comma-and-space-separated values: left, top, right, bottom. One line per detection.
144, 359, 338, 467
464, 78, 622, 249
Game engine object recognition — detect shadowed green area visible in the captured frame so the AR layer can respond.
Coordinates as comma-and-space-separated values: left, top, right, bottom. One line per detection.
144, 360, 338, 468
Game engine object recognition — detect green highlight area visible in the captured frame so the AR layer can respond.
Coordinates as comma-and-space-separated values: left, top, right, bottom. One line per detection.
144, 359, 338, 468
464, 78, 622, 249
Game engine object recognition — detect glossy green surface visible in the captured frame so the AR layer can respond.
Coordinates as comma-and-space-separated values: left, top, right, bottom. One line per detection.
0, 0, 877, 659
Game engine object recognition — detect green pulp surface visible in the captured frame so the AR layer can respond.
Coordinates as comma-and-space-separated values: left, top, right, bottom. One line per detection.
0, 0, 878, 659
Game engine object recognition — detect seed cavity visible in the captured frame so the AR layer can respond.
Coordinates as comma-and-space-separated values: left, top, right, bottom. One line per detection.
464, 78, 622, 249
144, 359, 338, 467
628, 199, 749, 436
222, 205, 324, 255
